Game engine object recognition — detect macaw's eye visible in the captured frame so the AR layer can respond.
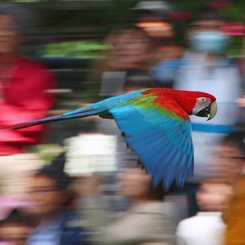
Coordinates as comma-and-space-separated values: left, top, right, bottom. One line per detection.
198, 97, 207, 103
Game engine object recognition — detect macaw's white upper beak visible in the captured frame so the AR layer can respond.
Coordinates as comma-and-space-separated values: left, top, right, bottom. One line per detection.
195, 101, 218, 120
207, 101, 218, 121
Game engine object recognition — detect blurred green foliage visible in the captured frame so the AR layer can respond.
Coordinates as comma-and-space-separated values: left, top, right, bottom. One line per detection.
30, 144, 64, 164
43, 41, 110, 58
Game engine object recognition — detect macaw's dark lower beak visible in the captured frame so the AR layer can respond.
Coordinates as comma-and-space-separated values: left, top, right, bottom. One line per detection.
196, 107, 209, 118
196, 101, 218, 121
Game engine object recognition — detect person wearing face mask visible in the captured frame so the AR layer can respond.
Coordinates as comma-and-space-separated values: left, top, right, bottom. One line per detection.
174, 6, 243, 181
188, 25, 231, 55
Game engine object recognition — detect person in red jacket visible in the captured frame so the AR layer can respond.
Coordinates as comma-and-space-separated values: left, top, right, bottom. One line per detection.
0, 4, 56, 195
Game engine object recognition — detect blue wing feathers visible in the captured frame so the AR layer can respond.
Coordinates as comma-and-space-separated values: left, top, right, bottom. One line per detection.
127, 133, 169, 159
127, 132, 168, 155
153, 152, 180, 188
138, 138, 171, 172
139, 137, 173, 173
111, 100, 193, 190
163, 159, 184, 191
152, 143, 181, 184
176, 150, 194, 187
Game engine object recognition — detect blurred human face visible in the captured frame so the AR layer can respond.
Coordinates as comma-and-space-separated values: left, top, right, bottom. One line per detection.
136, 20, 173, 39
208, 143, 245, 181
109, 29, 151, 69
0, 14, 21, 55
30, 176, 62, 215
0, 222, 31, 245
196, 182, 233, 212
117, 168, 151, 200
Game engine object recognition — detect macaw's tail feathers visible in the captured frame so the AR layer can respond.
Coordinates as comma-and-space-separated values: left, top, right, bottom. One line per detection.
1, 114, 66, 130
2, 105, 105, 130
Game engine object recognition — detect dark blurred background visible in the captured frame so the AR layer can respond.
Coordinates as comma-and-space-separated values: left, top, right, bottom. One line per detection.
3, 0, 245, 161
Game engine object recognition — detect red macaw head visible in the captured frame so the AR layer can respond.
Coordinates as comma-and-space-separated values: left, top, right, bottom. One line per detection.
192, 95, 217, 120
174, 90, 217, 120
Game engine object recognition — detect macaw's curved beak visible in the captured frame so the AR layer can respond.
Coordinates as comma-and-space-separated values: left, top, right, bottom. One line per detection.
207, 101, 218, 120
196, 101, 218, 121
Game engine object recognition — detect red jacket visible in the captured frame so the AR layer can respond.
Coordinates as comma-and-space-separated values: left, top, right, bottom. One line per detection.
0, 57, 56, 155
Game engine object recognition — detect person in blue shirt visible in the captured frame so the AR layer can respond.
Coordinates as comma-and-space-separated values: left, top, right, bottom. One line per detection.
28, 155, 87, 245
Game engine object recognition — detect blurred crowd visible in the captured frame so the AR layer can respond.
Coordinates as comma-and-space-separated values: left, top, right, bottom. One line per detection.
2, 1, 245, 245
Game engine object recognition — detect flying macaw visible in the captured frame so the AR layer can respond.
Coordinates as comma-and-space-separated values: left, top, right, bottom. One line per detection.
4, 88, 217, 190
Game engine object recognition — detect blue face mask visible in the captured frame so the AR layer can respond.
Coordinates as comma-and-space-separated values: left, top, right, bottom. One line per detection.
189, 32, 231, 54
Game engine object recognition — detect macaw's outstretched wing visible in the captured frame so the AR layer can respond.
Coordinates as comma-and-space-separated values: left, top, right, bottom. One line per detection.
109, 94, 193, 191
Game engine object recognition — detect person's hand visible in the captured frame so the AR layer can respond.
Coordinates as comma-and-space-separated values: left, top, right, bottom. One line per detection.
236, 96, 245, 107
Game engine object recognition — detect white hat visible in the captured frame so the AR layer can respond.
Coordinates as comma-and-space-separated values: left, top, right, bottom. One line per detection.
131, 1, 173, 15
